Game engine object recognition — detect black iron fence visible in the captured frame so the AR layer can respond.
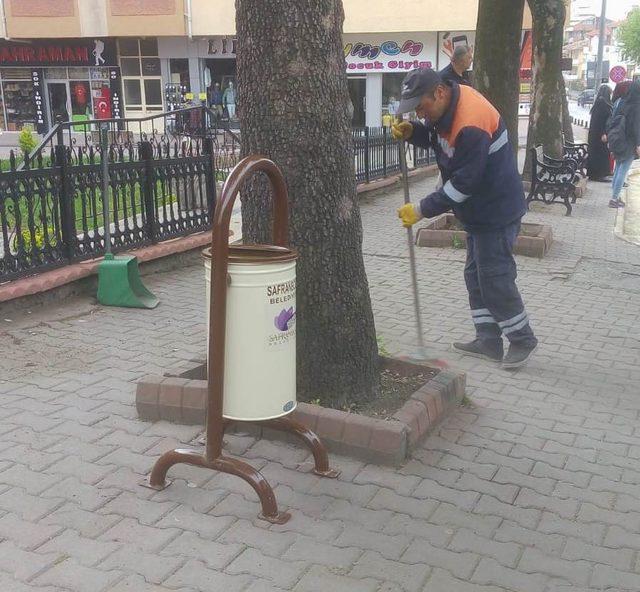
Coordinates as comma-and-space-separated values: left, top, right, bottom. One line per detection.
353, 126, 435, 184
0, 108, 240, 282
1, 113, 434, 283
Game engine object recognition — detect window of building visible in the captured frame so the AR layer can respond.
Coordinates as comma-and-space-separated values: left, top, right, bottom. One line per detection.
119, 38, 163, 113
0, 69, 36, 131
382, 73, 406, 117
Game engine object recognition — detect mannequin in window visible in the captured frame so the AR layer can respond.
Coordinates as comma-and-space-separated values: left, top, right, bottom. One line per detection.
223, 82, 236, 119
387, 95, 399, 117
211, 82, 223, 118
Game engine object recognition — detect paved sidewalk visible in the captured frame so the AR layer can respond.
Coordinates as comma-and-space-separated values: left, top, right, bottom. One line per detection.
0, 172, 639, 591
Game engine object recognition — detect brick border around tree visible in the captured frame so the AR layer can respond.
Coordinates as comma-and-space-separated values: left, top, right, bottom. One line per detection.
136, 357, 465, 466
415, 213, 553, 258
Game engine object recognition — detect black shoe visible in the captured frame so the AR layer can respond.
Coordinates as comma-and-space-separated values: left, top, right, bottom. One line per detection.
452, 339, 503, 362
502, 341, 538, 369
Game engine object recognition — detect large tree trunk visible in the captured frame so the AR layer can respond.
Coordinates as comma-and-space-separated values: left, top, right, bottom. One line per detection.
523, 0, 567, 178
236, 0, 380, 407
473, 0, 526, 157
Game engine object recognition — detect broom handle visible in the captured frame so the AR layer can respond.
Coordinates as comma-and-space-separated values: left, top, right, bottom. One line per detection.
397, 118, 426, 352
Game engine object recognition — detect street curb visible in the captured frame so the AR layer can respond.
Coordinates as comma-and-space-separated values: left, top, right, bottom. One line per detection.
0, 231, 217, 314
136, 357, 466, 466
614, 175, 640, 247
356, 164, 439, 197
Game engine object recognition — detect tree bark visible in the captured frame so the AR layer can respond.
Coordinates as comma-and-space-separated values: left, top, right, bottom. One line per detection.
473, 0, 526, 158
523, 0, 567, 178
236, 0, 379, 407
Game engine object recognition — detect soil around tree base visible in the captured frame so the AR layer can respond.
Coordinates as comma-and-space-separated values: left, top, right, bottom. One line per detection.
352, 368, 439, 419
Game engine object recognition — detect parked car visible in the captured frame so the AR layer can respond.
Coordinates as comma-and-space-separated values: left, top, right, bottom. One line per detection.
577, 89, 596, 107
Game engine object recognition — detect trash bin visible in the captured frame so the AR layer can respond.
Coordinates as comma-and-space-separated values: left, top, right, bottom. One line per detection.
203, 244, 297, 421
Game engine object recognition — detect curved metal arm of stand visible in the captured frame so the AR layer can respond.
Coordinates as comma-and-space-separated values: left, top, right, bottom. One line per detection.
207, 156, 290, 461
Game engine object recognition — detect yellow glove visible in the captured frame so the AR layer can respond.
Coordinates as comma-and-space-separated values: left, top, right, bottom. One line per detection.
391, 121, 413, 141
398, 203, 423, 228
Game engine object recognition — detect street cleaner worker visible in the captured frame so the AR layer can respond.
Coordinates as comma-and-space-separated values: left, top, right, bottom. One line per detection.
392, 68, 538, 368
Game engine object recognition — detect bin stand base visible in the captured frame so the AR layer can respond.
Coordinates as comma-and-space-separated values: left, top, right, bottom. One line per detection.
241, 416, 340, 479
143, 416, 339, 524
144, 447, 291, 524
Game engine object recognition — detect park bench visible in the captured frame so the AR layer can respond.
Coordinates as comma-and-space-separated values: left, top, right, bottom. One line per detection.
563, 139, 588, 179
527, 145, 579, 216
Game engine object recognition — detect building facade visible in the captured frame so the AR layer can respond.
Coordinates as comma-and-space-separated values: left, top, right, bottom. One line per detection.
564, 17, 635, 91
0, 0, 532, 132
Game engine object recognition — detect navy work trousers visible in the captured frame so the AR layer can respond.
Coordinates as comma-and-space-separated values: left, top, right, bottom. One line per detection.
464, 220, 536, 346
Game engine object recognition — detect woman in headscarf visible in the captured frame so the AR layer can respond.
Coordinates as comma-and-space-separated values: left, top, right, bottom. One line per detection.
612, 80, 632, 107
587, 84, 612, 181
607, 80, 640, 208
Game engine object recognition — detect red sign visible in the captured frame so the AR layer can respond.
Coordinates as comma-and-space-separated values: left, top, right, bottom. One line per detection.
610, 66, 627, 83
0, 45, 87, 65
0, 39, 117, 67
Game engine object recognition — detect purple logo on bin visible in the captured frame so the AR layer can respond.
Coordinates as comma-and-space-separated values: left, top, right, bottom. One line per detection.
274, 307, 295, 331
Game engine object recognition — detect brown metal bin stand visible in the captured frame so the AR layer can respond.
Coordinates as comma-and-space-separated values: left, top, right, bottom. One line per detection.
145, 156, 339, 524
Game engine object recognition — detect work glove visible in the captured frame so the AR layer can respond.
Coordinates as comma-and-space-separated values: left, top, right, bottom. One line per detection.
398, 203, 423, 228
391, 121, 413, 141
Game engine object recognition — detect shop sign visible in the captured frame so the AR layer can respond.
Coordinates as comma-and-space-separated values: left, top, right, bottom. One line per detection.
0, 39, 117, 67
31, 69, 46, 134
204, 37, 237, 58
437, 31, 476, 70
109, 68, 123, 119
344, 34, 437, 72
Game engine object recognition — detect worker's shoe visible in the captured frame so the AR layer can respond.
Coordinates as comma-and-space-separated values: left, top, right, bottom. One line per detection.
502, 340, 538, 369
452, 339, 503, 362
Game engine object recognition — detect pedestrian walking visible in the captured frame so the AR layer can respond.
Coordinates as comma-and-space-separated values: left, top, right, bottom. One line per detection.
392, 69, 537, 368
606, 80, 640, 208
439, 45, 473, 87
587, 84, 612, 181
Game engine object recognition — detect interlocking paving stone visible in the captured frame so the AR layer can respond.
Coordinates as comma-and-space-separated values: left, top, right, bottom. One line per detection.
1, 161, 639, 590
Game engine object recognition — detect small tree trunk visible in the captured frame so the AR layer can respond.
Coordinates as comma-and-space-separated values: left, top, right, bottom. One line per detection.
236, 0, 380, 407
473, 0, 526, 157
523, 0, 567, 178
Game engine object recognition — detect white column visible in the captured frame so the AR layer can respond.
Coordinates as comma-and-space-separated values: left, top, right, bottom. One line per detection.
365, 73, 383, 128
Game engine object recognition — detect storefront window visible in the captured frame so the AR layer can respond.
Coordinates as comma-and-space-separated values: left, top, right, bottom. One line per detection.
139, 38, 158, 56
0, 40, 119, 132
68, 67, 90, 79
119, 38, 163, 114
143, 79, 162, 106
382, 73, 405, 117
45, 67, 68, 79
121, 58, 141, 77
141, 58, 161, 77
204, 58, 236, 119
1, 78, 36, 131
119, 39, 139, 56
124, 79, 142, 106
70, 81, 91, 118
